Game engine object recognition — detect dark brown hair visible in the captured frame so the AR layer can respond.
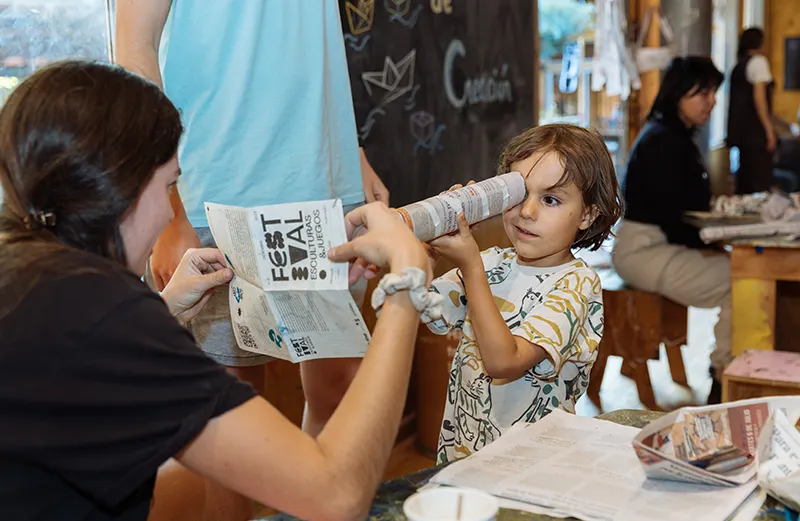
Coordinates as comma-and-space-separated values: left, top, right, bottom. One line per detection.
497, 123, 622, 251
0, 60, 182, 316
649, 57, 723, 124
738, 27, 764, 59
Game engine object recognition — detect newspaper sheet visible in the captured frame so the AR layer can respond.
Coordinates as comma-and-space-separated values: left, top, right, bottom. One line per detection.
205, 200, 370, 363
756, 408, 800, 511
430, 410, 757, 521
633, 397, 800, 487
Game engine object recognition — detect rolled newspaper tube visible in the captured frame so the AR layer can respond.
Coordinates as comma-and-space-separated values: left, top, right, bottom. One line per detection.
395, 172, 527, 243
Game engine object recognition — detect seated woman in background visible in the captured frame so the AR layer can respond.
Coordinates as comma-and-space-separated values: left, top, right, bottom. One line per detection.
0, 61, 431, 521
612, 57, 727, 405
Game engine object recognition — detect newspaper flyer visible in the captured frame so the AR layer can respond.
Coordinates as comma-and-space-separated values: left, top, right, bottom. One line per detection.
633, 396, 800, 487
205, 200, 370, 363
430, 410, 757, 521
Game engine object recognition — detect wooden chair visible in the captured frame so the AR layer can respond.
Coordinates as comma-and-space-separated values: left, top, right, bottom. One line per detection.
588, 269, 689, 411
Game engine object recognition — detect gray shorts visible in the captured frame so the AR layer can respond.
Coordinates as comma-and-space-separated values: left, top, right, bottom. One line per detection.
147, 201, 367, 367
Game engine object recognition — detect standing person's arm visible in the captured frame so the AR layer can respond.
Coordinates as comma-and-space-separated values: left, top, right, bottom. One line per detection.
754, 83, 776, 152
748, 55, 777, 152
115, 0, 201, 290
360, 147, 390, 205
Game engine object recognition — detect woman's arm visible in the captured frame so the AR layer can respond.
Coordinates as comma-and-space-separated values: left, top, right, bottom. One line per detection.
178, 203, 430, 521
754, 82, 777, 152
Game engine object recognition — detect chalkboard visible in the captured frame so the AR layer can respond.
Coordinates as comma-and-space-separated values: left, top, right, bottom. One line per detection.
340, 0, 535, 207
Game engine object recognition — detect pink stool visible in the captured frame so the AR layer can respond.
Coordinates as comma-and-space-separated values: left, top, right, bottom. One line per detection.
722, 350, 800, 402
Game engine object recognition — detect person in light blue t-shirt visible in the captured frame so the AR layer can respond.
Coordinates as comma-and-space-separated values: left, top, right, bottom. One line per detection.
115, 2, 388, 511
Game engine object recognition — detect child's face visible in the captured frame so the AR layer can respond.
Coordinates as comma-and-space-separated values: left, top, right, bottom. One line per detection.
502, 151, 594, 267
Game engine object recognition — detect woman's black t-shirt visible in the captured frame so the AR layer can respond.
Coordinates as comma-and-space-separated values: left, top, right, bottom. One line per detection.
623, 117, 712, 249
0, 250, 257, 520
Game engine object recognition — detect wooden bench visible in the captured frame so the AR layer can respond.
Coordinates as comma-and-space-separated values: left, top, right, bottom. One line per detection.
587, 269, 689, 411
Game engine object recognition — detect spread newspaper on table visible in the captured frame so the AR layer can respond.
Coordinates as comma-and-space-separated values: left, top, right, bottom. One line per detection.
430, 409, 759, 521
204, 200, 370, 363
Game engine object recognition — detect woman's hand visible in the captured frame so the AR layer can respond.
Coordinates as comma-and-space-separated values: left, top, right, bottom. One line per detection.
329, 202, 430, 284
160, 248, 234, 324
766, 128, 777, 153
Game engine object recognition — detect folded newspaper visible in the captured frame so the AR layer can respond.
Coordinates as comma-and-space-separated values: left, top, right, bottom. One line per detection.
633, 397, 800, 490
756, 404, 800, 512
204, 200, 370, 363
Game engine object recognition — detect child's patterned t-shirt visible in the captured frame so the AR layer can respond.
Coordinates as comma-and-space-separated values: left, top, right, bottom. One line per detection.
428, 247, 603, 464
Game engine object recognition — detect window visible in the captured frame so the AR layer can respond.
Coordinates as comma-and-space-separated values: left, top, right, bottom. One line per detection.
0, 0, 112, 105
709, 0, 739, 148
0, 0, 111, 199
538, 0, 628, 170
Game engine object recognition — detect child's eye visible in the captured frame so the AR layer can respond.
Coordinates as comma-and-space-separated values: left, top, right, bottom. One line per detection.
543, 195, 560, 206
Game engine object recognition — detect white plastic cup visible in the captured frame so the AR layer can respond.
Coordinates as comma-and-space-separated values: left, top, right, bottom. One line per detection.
403, 487, 499, 521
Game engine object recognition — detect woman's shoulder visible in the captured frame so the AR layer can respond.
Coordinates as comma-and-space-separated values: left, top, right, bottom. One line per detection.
42, 249, 145, 292
636, 120, 682, 146
6, 249, 153, 329
745, 54, 773, 83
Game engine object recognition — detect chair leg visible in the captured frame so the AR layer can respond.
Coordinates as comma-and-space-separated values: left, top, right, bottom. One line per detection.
620, 360, 635, 379
588, 349, 608, 412
665, 343, 689, 387
631, 360, 660, 411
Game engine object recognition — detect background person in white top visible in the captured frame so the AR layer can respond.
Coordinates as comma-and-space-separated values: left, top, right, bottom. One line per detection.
727, 27, 777, 194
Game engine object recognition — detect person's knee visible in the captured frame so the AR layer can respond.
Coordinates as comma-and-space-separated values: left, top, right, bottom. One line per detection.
226, 364, 266, 396
150, 461, 251, 521
301, 359, 360, 413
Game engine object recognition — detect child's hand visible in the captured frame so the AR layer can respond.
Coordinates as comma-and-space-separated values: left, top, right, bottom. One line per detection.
429, 211, 480, 270
424, 243, 440, 271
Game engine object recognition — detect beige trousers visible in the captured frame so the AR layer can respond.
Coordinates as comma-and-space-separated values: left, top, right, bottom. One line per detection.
611, 220, 732, 371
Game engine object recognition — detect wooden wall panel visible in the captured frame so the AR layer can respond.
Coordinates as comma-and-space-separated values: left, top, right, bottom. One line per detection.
767, 0, 800, 121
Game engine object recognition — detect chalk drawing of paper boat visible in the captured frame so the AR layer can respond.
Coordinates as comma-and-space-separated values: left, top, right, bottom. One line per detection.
345, 0, 374, 35
361, 49, 416, 107
384, 0, 411, 17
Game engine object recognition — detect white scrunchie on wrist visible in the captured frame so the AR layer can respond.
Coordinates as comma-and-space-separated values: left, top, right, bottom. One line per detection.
371, 267, 444, 324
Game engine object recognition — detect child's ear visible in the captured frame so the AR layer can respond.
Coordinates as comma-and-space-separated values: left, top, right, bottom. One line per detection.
579, 204, 600, 231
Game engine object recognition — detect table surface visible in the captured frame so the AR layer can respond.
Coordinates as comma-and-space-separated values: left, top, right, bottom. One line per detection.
258, 409, 794, 521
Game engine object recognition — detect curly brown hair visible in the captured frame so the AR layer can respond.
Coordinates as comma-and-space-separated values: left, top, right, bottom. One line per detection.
497, 123, 622, 251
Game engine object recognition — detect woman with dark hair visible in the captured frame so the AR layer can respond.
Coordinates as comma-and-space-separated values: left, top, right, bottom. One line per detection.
612, 56, 728, 404
0, 61, 431, 521
727, 27, 776, 193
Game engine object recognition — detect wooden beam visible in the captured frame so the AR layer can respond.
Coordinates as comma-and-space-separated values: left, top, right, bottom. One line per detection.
532, 0, 539, 126
730, 246, 800, 282
628, 0, 662, 146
